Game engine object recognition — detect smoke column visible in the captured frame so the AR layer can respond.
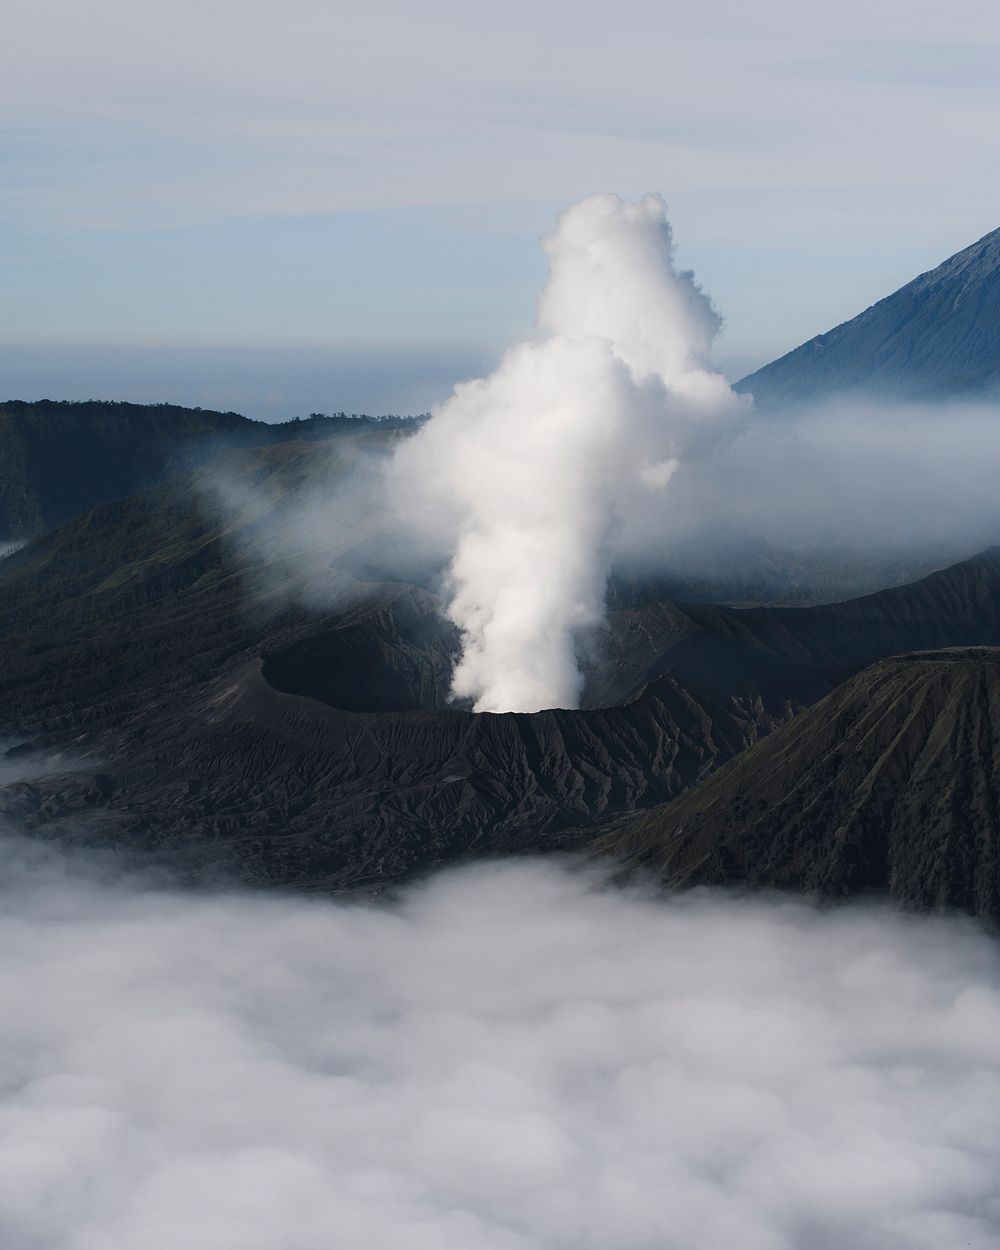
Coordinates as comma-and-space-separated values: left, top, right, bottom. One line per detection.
393, 194, 746, 713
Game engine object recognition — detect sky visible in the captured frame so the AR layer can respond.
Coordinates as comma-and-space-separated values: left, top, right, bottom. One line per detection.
3, 0, 1000, 417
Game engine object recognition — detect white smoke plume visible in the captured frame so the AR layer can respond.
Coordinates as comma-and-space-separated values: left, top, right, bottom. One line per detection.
3, 841, 1000, 1250
392, 194, 746, 712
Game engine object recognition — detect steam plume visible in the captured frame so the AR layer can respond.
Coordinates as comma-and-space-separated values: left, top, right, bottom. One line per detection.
393, 194, 746, 712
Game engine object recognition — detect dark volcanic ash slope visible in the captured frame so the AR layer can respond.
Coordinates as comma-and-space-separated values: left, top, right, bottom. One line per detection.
735, 226, 1000, 406
2, 436, 1000, 890
599, 648, 1000, 921
598, 545, 1000, 716
0, 449, 765, 886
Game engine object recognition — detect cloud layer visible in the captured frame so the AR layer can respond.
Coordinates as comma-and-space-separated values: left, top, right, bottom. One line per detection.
614, 397, 1000, 582
3, 842, 1000, 1250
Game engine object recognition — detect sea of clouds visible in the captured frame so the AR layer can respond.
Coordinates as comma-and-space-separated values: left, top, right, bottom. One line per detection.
3, 836, 1000, 1250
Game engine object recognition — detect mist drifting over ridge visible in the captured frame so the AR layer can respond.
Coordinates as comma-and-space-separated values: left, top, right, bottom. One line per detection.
3, 836, 1000, 1250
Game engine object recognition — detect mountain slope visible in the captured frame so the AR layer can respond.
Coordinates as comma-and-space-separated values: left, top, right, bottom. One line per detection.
599, 648, 1000, 921
600, 544, 1000, 715
736, 227, 1000, 406
0, 399, 420, 539
3, 437, 1000, 889
0, 448, 778, 885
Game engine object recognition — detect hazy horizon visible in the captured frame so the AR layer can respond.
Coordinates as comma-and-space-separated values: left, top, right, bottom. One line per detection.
4, 0, 999, 417
0, 342, 777, 422
0, 343, 501, 422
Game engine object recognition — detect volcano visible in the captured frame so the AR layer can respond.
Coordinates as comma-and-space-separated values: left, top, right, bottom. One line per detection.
737, 227, 1000, 405
600, 648, 1000, 921
3, 432, 1000, 900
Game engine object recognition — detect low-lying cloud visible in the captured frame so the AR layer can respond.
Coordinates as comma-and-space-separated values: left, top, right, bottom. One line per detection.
617, 397, 1000, 580
3, 839, 1000, 1250
0, 741, 95, 787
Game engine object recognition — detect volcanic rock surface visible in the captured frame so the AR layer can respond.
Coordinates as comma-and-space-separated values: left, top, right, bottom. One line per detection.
3, 430, 1000, 894
599, 648, 1000, 921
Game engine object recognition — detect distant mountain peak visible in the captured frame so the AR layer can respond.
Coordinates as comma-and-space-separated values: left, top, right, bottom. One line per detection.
736, 226, 1000, 406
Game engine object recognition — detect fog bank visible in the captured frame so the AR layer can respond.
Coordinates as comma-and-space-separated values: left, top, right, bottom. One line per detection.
3, 843, 1000, 1250
616, 398, 1000, 578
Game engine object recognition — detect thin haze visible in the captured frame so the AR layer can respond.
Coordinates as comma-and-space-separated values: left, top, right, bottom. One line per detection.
2, 839, 1000, 1250
3, 0, 1000, 413
614, 399, 1000, 582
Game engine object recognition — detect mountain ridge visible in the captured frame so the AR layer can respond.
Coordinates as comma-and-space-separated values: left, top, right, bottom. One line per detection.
597, 647, 1000, 920
0, 399, 422, 539
2, 450, 1000, 893
736, 226, 1000, 405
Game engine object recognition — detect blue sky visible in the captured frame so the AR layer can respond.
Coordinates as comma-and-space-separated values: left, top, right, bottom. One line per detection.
4, 0, 1000, 417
